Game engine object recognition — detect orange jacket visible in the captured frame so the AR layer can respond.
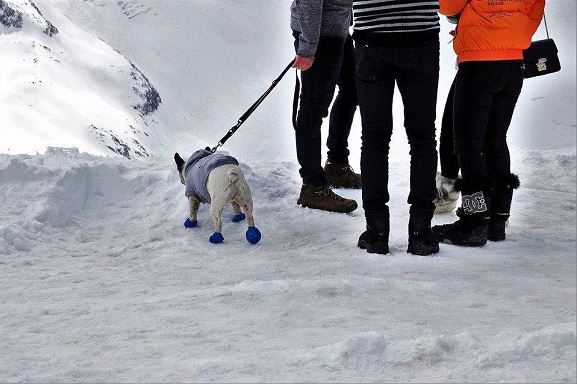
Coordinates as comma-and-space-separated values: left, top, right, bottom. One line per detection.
440, 0, 545, 63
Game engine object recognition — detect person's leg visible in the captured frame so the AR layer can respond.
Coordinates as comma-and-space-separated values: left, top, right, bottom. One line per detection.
484, 61, 524, 240
356, 44, 396, 254
294, 34, 345, 187
433, 61, 500, 246
356, 45, 395, 220
434, 76, 461, 214
327, 34, 358, 165
453, 62, 499, 201
439, 77, 460, 179
396, 43, 439, 225
396, 41, 440, 255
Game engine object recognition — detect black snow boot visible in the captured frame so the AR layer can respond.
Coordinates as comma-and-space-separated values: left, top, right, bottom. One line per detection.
407, 206, 439, 256
358, 215, 390, 255
433, 189, 491, 247
489, 174, 520, 242
433, 209, 490, 247
488, 215, 508, 242
408, 225, 439, 256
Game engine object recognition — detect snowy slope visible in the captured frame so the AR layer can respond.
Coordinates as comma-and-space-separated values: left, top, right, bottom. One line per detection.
0, 147, 575, 382
0, 0, 162, 158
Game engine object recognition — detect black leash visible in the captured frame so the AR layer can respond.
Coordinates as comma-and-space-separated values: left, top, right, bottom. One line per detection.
207, 59, 299, 153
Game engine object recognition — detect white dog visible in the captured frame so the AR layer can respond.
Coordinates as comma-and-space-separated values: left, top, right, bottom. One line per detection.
174, 150, 261, 244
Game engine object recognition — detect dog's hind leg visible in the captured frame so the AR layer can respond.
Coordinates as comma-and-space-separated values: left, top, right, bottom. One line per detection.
184, 197, 200, 228
237, 196, 261, 244
209, 198, 226, 244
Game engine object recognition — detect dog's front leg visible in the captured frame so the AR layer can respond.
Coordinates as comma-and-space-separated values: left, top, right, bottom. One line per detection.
189, 196, 200, 221
231, 201, 246, 223
184, 197, 200, 228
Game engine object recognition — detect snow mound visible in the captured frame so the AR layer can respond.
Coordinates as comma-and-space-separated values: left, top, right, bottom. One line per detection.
288, 325, 575, 382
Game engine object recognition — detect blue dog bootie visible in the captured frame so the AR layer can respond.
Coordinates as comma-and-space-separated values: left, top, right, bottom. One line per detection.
184, 218, 198, 228
209, 232, 224, 244
232, 213, 246, 223
246, 227, 261, 244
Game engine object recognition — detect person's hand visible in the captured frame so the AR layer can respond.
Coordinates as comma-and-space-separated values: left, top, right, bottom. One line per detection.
293, 55, 315, 71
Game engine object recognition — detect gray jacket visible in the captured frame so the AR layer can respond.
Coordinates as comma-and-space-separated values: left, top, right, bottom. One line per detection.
184, 149, 238, 203
291, 0, 353, 59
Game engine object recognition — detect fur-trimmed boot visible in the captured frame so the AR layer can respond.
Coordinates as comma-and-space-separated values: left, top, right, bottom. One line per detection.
434, 173, 462, 214
488, 174, 520, 242
433, 189, 491, 247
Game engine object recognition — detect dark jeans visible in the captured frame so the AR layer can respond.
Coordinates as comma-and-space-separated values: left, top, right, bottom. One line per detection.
327, 36, 358, 165
293, 33, 358, 186
356, 41, 439, 226
453, 61, 523, 206
439, 77, 460, 179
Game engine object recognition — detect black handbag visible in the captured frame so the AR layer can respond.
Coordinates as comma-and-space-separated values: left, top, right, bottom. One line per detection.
523, 14, 561, 79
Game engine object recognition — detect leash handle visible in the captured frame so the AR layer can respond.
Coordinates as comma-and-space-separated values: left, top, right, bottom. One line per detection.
209, 59, 296, 153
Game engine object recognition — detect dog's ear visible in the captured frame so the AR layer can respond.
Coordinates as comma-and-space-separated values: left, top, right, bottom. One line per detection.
174, 153, 185, 172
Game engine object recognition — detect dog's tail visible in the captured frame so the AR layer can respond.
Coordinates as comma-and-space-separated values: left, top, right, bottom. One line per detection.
227, 169, 239, 184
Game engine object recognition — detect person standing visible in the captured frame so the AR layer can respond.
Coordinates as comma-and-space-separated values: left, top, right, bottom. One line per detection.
433, 0, 545, 246
291, 0, 362, 214
353, 0, 441, 255
434, 77, 462, 214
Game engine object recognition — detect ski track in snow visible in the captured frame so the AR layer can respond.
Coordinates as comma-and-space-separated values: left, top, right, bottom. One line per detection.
0, 147, 575, 382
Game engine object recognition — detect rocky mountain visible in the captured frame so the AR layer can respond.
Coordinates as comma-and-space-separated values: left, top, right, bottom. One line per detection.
0, 0, 161, 158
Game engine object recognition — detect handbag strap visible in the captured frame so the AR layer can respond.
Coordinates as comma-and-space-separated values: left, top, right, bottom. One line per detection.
544, 13, 550, 39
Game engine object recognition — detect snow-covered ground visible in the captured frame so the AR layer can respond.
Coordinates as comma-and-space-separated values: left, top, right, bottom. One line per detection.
0, 147, 575, 382
1, 0, 576, 382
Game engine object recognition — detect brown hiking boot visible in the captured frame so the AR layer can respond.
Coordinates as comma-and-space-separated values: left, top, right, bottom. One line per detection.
324, 162, 362, 189
297, 184, 358, 213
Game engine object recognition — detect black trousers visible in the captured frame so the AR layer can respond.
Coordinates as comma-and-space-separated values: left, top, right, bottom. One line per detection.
453, 60, 523, 204
439, 77, 460, 179
356, 41, 439, 225
293, 33, 358, 186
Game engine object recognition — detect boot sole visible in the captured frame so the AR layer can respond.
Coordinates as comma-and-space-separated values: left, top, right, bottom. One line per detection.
407, 243, 440, 256
440, 238, 487, 247
358, 239, 389, 255
297, 200, 358, 214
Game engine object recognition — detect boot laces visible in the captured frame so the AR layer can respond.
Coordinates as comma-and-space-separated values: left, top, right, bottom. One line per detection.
314, 186, 345, 201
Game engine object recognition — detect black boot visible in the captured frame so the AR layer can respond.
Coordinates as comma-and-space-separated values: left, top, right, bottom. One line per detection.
407, 206, 438, 256
432, 190, 491, 247
488, 215, 508, 242
358, 215, 389, 255
489, 174, 519, 242
433, 209, 490, 247
408, 225, 439, 256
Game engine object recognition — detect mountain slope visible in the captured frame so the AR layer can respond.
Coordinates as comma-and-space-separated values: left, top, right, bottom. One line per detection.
0, 0, 161, 158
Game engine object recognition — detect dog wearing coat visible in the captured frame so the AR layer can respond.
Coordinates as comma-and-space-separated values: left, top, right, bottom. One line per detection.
174, 149, 261, 244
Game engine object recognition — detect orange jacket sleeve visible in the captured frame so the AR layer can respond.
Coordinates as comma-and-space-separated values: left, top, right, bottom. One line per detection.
527, 0, 546, 37
439, 0, 468, 16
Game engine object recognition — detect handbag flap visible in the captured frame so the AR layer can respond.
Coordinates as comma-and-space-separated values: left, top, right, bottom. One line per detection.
523, 39, 559, 62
